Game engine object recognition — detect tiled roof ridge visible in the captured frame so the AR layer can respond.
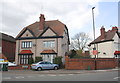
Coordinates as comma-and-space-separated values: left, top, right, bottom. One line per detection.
16, 15, 67, 39
89, 27, 118, 45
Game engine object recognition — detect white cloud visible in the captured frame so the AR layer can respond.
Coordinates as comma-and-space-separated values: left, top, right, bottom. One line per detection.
0, 0, 100, 38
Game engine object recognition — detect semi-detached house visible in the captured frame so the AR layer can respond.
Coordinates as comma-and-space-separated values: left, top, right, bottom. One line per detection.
15, 14, 70, 65
89, 26, 120, 58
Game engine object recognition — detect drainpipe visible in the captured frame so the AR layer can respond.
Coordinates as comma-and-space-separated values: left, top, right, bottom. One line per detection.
18, 40, 20, 65
35, 39, 37, 61
57, 38, 58, 57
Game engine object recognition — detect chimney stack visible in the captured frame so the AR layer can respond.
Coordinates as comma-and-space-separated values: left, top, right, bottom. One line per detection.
39, 14, 45, 30
112, 26, 118, 32
100, 26, 105, 40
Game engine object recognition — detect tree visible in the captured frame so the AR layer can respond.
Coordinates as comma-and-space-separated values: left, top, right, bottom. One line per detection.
68, 49, 77, 58
70, 32, 91, 51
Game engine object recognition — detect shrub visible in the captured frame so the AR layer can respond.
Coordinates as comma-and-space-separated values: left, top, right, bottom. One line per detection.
35, 57, 43, 63
28, 57, 34, 64
69, 49, 77, 58
53, 56, 63, 68
72, 55, 91, 59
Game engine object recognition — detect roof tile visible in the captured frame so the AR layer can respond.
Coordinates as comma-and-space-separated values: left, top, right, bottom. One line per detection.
41, 50, 57, 54
16, 20, 65, 38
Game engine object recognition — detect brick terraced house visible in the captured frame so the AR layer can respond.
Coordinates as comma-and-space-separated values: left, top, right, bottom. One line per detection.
15, 14, 70, 65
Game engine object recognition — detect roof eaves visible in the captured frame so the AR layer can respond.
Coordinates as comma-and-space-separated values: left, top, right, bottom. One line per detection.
117, 31, 120, 38
16, 28, 35, 39
65, 25, 70, 45
16, 27, 27, 39
90, 39, 114, 45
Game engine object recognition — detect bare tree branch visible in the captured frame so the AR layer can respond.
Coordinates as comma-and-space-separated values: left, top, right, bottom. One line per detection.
70, 32, 91, 51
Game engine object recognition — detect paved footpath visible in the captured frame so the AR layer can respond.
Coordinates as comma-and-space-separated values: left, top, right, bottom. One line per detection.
1, 68, 120, 75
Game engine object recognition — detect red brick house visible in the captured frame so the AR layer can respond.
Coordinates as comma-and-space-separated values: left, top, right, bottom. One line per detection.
0, 32, 16, 62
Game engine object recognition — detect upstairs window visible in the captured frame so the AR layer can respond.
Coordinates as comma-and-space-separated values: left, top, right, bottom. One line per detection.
22, 41, 32, 48
43, 41, 55, 48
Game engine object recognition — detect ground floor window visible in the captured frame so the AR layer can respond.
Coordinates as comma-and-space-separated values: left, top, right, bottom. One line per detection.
19, 55, 32, 64
114, 55, 120, 58
42, 54, 56, 63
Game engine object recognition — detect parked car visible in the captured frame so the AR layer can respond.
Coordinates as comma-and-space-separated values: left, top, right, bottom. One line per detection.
31, 61, 59, 71
7, 62, 17, 66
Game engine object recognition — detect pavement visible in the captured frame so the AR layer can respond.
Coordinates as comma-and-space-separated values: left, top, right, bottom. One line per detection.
1, 68, 120, 75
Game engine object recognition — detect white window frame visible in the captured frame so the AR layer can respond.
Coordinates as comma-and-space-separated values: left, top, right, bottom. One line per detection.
43, 41, 55, 48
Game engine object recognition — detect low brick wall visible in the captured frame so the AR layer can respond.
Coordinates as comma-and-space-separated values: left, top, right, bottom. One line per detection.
65, 56, 118, 70
8, 65, 31, 70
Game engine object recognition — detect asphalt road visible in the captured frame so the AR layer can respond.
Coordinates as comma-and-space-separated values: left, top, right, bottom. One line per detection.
2, 70, 119, 81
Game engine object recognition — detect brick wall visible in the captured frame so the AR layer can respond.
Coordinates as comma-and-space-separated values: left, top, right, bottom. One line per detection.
65, 56, 118, 70
2, 40, 16, 62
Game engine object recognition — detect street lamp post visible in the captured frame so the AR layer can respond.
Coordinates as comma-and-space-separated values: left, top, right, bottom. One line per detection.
92, 7, 96, 51
92, 7, 97, 70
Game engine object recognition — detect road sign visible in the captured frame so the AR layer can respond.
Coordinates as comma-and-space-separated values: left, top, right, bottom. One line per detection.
92, 50, 98, 55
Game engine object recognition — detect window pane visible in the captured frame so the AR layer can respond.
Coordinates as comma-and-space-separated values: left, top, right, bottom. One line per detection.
44, 42, 47, 48
26, 42, 29, 48
24, 59, 26, 64
22, 42, 24, 48
26, 55, 28, 59
29, 42, 32, 47
43, 41, 55, 48
51, 41, 55, 47
21, 59, 23, 64
48, 42, 50, 47
21, 41, 32, 48
24, 42, 26, 48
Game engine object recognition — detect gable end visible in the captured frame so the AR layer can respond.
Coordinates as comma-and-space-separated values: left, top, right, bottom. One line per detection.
17, 28, 35, 39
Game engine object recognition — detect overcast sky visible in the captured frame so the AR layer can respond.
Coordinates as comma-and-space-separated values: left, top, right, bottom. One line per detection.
0, 0, 119, 40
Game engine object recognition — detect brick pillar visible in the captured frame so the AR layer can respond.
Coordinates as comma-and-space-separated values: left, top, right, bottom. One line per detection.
65, 55, 69, 69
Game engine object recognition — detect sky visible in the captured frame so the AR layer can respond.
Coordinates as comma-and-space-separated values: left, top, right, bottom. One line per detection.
0, 0, 119, 40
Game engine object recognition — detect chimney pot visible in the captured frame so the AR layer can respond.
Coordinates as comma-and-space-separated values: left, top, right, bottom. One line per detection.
100, 26, 105, 40
39, 14, 45, 30
112, 26, 118, 31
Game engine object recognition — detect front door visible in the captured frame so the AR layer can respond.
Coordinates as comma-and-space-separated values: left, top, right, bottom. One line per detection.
42, 54, 56, 63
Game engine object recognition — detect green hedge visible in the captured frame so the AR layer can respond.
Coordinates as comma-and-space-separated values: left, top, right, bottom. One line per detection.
28, 58, 34, 64
35, 57, 43, 63
72, 55, 91, 59
53, 56, 63, 67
